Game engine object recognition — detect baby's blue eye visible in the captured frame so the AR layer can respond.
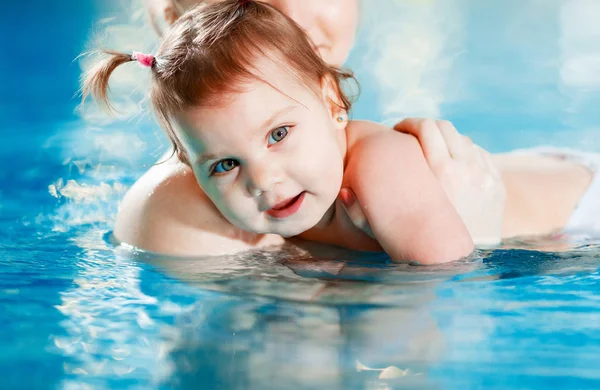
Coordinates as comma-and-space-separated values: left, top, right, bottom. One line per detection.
212, 159, 239, 174
268, 126, 289, 145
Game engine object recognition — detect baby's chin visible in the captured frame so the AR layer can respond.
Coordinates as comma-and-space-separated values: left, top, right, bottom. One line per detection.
272, 197, 338, 238
271, 218, 322, 238
266, 207, 331, 237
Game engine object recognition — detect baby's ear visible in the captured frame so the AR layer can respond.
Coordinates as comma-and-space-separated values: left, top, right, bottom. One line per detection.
320, 74, 346, 122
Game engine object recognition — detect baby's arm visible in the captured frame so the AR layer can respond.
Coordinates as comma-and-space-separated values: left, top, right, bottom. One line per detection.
344, 124, 474, 264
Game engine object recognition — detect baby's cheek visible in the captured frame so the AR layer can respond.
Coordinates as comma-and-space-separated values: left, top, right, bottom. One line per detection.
210, 192, 249, 228
202, 183, 232, 210
319, 158, 344, 196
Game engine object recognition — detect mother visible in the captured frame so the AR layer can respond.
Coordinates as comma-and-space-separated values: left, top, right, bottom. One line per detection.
112, 0, 505, 255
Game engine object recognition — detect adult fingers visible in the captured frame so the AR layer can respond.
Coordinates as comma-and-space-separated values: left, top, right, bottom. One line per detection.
478, 145, 503, 182
394, 118, 451, 168
436, 120, 474, 160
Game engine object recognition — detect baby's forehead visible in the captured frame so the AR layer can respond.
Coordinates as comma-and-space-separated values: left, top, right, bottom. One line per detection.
177, 83, 303, 135
247, 55, 320, 90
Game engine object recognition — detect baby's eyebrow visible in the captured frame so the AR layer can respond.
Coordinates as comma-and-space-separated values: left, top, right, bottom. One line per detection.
196, 153, 219, 166
259, 104, 297, 131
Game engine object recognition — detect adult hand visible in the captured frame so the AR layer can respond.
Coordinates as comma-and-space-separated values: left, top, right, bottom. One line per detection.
339, 118, 505, 246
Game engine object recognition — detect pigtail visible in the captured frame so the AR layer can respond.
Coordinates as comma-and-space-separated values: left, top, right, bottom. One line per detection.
80, 50, 136, 115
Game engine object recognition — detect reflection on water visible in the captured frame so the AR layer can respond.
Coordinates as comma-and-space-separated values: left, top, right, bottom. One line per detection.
28, 230, 597, 389
51, 237, 450, 389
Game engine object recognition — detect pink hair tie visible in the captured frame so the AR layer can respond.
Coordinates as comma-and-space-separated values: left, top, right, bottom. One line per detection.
132, 51, 155, 68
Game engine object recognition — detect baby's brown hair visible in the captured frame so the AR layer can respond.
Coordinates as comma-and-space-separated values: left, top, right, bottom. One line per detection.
83, 0, 356, 165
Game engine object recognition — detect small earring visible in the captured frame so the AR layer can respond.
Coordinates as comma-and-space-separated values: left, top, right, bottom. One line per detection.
337, 115, 345, 123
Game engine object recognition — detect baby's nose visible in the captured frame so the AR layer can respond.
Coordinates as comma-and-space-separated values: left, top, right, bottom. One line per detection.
246, 162, 282, 197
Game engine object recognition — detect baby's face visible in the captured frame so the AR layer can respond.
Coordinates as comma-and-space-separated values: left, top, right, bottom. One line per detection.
176, 59, 347, 237
172, 0, 359, 66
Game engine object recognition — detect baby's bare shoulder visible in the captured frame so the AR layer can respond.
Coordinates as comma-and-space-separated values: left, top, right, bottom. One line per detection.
345, 120, 420, 163
344, 120, 390, 143
114, 158, 283, 256
343, 120, 426, 195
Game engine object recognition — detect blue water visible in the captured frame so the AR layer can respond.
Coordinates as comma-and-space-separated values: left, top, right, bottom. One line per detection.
2, 0, 600, 389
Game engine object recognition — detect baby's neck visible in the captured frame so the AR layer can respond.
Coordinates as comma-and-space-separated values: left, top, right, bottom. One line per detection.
296, 199, 343, 244
294, 121, 382, 252
296, 198, 381, 252
313, 201, 338, 231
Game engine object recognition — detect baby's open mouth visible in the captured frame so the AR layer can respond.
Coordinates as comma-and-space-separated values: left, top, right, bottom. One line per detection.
266, 192, 306, 219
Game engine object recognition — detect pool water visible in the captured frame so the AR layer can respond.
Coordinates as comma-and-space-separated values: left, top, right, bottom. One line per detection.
2, 0, 600, 389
